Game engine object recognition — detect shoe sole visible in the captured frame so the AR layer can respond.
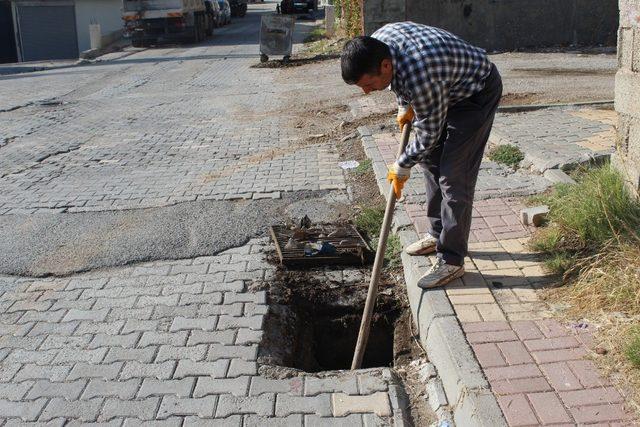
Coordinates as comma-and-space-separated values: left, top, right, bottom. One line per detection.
405, 244, 436, 256
417, 267, 465, 289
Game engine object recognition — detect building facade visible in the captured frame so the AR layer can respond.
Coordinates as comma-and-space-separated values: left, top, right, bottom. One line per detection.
615, 0, 640, 195
363, 0, 619, 52
4, 0, 122, 63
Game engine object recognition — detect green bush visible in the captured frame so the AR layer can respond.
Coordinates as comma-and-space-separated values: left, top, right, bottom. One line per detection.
488, 144, 525, 168
538, 164, 640, 249
333, 0, 361, 37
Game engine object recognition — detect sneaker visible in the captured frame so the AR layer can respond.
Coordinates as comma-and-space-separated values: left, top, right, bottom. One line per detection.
405, 234, 438, 256
417, 257, 464, 289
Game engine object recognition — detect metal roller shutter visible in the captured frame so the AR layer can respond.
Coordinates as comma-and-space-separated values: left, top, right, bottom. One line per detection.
0, 2, 18, 63
16, 3, 78, 61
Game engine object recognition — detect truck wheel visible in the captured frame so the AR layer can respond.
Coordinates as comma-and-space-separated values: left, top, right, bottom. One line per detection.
206, 17, 213, 36
239, 4, 247, 16
195, 15, 203, 42
132, 37, 145, 48
260, 53, 268, 63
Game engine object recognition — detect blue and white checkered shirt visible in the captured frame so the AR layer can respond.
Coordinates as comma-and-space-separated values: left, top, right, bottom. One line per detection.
372, 22, 492, 168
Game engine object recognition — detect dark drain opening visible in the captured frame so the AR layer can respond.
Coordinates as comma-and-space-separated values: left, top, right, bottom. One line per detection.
296, 307, 396, 372
259, 270, 402, 372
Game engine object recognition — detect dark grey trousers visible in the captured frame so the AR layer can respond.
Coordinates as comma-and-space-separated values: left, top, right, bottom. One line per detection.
419, 64, 503, 266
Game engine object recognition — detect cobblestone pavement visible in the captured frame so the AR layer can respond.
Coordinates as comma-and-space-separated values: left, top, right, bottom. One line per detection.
0, 11, 343, 215
360, 99, 638, 424
0, 3, 420, 425
0, 239, 406, 425
351, 83, 617, 175
491, 107, 617, 172
359, 127, 552, 201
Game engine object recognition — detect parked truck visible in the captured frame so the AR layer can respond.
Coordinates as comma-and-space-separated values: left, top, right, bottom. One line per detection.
123, 0, 211, 47
229, 0, 247, 17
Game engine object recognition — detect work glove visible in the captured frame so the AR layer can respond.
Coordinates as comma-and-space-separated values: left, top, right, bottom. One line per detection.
396, 105, 414, 130
387, 162, 411, 199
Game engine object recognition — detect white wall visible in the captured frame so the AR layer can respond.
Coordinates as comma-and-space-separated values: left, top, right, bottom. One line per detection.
75, 0, 122, 52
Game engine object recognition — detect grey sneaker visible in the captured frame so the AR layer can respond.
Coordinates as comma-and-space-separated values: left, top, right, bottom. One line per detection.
417, 257, 464, 289
405, 234, 438, 256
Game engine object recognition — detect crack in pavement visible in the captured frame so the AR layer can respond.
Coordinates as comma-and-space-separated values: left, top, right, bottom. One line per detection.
0, 101, 34, 113
0, 142, 85, 179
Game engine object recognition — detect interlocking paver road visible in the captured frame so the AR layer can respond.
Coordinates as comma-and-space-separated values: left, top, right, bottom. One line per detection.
0, 240, 406, 424
0, 3, 411, 425
0, 10, 343, 215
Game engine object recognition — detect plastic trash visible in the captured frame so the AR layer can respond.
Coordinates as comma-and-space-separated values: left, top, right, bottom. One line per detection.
339, 160, 360, 170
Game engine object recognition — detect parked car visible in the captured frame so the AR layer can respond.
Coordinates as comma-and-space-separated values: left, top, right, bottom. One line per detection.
279, 0, 316, 14
205, 0, 222, 28
203, 0, 217, 35
229, 0, 247, 17
218, 0, 232, 25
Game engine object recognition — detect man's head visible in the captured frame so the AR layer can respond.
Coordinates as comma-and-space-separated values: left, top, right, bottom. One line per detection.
341, 36, 393, 94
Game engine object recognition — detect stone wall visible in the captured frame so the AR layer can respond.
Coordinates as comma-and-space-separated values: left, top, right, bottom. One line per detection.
363, 0, 618, 52
615, 0, 640, 195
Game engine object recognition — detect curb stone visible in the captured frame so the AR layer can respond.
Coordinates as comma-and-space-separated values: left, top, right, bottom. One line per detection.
396, 214, 507, 427
382, 368, 412, 426
357, 126, 508, 427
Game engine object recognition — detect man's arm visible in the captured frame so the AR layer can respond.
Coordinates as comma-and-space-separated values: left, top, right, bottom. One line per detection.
397, 81, 449, 168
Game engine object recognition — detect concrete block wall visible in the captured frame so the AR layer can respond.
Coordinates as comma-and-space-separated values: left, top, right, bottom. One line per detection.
363, 0, 618, 52
615, 0, 640, 195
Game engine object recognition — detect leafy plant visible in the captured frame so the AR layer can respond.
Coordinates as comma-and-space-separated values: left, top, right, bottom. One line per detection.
354, 206, 384, 238
488, 144, 525, 168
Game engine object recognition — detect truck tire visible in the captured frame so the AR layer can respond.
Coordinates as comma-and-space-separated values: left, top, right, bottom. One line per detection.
132, 37, 145, 48
193, 14, 203, 43
206, 16, 213, 36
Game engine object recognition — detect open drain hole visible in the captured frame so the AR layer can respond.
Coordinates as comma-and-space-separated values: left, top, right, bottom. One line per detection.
259, 269, 404, 372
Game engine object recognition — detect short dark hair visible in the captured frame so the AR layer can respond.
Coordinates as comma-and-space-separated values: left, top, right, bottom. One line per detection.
341, 36, 391, 84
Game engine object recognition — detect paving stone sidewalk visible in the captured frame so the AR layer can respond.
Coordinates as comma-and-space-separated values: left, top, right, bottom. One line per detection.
359, 127, 552, 202
359, 109, 638, 425
352, 95, 617, 174
491, 107, 617, 172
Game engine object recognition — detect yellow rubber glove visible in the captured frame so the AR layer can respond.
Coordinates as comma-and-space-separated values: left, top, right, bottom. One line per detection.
396, 105, 414, 130
387, 162, 411, 199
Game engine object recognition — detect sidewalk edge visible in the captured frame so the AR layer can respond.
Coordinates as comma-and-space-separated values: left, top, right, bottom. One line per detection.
359, 126, 508, 427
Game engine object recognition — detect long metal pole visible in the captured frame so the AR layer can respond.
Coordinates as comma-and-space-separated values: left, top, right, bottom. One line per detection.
351, 122, 412, 370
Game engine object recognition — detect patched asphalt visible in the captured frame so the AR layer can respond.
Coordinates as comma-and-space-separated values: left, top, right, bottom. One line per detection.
0, 191, 346, 277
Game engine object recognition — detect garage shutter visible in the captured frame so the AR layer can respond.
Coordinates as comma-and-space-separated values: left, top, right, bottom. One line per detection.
0, 2, 18, 63
17, 4, 78, 61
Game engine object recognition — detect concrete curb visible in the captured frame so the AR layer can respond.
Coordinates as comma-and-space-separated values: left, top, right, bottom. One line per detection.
358, 126, 508, 427
497, 99, 614, 113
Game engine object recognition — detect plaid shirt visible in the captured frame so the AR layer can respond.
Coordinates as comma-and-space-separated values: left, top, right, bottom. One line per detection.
372, 22, 492, 168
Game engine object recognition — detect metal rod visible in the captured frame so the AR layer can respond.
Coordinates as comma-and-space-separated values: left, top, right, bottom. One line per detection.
351, 122, 412, 370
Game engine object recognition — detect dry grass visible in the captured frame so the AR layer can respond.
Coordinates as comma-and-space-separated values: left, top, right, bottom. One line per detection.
532, 164, 640, 415
545, 240, 640, 315
542, 255, 640, 414
585, 319, 640, 415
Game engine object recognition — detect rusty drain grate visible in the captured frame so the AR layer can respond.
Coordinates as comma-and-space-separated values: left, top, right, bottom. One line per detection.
269, 223, 374, 267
